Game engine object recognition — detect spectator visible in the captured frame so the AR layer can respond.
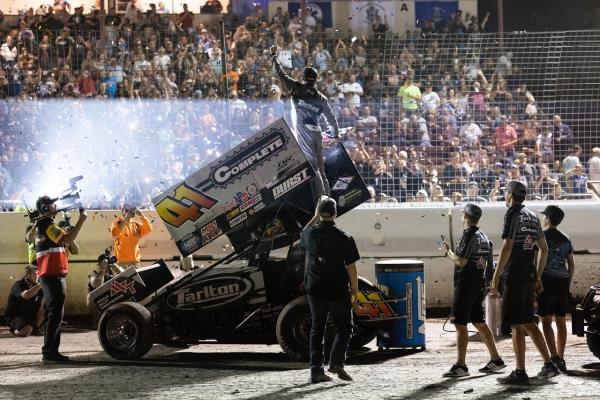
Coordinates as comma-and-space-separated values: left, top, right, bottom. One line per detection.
587, 147, 600, 181
494, 116, 517, 156
1, 36, 18, 66
421, 82, 440, 114
459, 115, 482, 147
566, 164, 588, 196
553, 115, 573, 160
178, 3, 195, 34
340, 74, 364, 110
312, 42, 332, 72
398, 75, 421, 116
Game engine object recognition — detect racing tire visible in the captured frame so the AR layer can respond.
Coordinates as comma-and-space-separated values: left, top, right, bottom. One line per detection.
276, 296, 311, 362
586, 329, 600, 359
348, 327, 378, 350
98, 302, 155, 360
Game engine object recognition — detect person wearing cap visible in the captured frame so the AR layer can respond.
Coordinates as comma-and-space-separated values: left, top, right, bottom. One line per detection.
490, 181, 559, 384
441, 204, 505, 377
537, 206, 574, 373
463, 181, 488, 203
34, 195, 87, 363
110, 205, 153, 269
270, 45, 340, 201
4, 265, 44, 337
300, 196, 360, 384
87, 252, 124, 327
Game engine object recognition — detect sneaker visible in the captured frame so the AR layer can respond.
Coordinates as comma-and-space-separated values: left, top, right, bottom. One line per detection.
42, 353, 70, 364
479, 358, 507, 373
310, 372, 333, 384
497, 370, 529, 385
328, 365, 353, 381
442, 363, 470, 378
537, 361, 560, 378
551, 357, 567, 373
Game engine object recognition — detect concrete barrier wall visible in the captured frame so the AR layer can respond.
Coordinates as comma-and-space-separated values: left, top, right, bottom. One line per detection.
1, 201, 599, 315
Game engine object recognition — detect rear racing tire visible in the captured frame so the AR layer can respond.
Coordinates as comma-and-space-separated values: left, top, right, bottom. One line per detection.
98, 302, 155, 360
586, 329, 600, 359
276, 296, 311, 362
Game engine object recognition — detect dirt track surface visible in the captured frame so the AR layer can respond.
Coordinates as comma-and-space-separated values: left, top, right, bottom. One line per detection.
1, 319, 599, 400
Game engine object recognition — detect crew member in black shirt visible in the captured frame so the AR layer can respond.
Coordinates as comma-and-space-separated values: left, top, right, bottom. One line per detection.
537, 205, 574, 373
441, 204, 505, 377
271, 45, 340, 200
491, 181, 559, 385
300, 196, 359, 384
5, 265, 44, 337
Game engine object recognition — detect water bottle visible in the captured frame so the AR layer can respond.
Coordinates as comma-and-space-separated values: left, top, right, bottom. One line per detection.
485, 292, 502, 337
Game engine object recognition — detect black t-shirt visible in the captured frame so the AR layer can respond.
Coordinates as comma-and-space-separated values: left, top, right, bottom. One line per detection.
543, 228, 573, 281
300, 221, 360, 300
5, 279, 42, 321
454, 226, 491, 287
502, 204, 544, 283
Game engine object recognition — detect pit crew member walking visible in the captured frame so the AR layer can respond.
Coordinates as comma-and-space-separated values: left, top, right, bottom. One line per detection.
441, 203, 505, 377
35, 195, 87, 363
537, 205, 574, 372
490, 181, 559, 384
271, 45, 340, 200
300, 196, 359, 383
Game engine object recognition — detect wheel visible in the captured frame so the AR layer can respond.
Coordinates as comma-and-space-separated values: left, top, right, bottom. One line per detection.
98, 302, 155, 360
586, 329, 600, 359
348, 326, 378, 350
276, 296, 311, 362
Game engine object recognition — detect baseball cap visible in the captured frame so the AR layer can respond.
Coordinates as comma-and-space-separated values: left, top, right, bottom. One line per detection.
468, 181, 479, 188
506, 180, 527, 197
318, 196, 337, 218
541, 205, 565, 226
463, 203, 482, 220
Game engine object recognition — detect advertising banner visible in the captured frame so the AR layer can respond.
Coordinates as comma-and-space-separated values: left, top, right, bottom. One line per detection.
287, 1, 333, 28
415, 0, 459, 28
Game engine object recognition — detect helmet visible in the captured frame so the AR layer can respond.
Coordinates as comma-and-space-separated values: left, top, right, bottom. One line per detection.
303, 66, 318, 82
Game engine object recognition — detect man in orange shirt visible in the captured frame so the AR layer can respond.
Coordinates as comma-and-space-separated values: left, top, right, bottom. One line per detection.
110, 205, 152, 269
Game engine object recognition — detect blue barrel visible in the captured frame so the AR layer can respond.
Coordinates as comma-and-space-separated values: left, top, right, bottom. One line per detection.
375, 259, 426, 349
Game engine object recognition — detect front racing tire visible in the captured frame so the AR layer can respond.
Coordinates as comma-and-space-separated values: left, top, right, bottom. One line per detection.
276, 296, 311, 362
98, 302, 155, 360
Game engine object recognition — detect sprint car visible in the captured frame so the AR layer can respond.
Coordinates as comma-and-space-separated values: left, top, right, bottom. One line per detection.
92, 119, 398, 361
573, 285, 600, 360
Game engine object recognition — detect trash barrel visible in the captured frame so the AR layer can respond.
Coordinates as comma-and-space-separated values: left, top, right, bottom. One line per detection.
375, 259, 426, 349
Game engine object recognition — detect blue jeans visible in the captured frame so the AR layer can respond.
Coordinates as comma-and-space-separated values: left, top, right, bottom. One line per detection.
307, 295, 353, 373
40, 276, 66, 356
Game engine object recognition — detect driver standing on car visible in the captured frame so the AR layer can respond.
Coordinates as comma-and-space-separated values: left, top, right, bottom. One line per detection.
270, 45, 340, 200
300, 196, 359, 384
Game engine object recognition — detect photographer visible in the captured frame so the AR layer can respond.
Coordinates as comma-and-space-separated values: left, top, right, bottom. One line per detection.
35, 195, 87, 363
87, 251, 123, 327
4, 265, 44, 337
111, 205, 153, 269
57, 212, 79, 258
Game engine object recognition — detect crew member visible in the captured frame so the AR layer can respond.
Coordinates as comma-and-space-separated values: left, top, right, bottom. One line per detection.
25, 222, 37, 265
270, 45, 340, 200
4, 265, 44, 337
35, 195, 87, 363
300, 196, 359, 383
87, 252, 123, 327
537, 205, 574, 373
490, 181, 559, 384
111, 205, 152, 268
441, 203, 505, 377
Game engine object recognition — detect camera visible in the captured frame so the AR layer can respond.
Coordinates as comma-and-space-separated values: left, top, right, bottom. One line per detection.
102, 247, 118, 265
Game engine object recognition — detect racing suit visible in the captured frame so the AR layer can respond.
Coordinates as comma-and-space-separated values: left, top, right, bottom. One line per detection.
272, 56, 340, 199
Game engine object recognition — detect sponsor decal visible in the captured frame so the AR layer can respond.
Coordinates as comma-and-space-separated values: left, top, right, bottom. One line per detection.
169, 277, 253, 309
524, 235, 534, 250
155, 181, 219, 228
247, 183, 258, 196
331, 176, 354, 191
272, 168, 310, 199
110, 279, 137, 297
229, 212, 248, 228
353, 291, 397, 320
200, 220, 219, 236
248, 202, 265, 216
220, 200, 237, 213
226, 207, 240, 220
240, 194, 262, 212
338, 188, 362, 208
210, 129, 288, 187
180, 235, 201, 252
202, 227, 223, 245
296, 99, 320, 113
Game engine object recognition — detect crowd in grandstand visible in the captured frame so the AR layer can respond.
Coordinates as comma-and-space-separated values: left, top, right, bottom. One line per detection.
0, 4, 598, 208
